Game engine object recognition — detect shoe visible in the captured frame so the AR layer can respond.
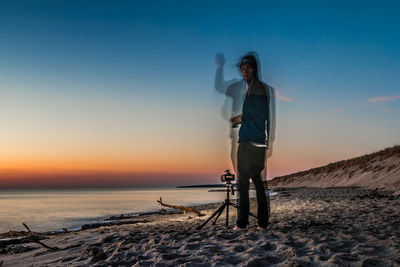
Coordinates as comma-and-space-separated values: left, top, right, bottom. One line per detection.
232, 225, 246, 231
257, 226, 267, 231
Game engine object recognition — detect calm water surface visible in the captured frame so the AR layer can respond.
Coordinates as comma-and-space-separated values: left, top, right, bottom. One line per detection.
0, 188, 255, 233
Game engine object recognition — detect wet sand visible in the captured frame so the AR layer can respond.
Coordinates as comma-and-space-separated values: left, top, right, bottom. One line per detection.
1, 187, 400, 266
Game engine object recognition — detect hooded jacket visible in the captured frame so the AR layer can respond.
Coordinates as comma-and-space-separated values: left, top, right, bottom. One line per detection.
239, 79, 274, 146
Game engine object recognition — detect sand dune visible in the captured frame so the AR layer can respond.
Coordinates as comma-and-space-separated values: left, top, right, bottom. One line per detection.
269, 145, 400, 193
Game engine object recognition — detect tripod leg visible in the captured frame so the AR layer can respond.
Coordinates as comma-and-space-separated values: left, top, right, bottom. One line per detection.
226, 202, 229, 227
230, 201, 257, 219
196, 203, 226, 230
248, 211, 257, 219
212, 205, 225, 225
230, 201, 239, 209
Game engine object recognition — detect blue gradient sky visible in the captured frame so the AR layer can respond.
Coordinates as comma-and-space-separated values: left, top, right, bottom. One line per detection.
0, 1, 399, 187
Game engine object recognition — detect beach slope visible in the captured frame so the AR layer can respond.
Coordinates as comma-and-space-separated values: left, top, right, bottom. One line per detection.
269, 145, 400, 193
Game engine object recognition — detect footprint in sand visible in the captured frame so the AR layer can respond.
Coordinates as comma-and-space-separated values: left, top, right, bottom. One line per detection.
186, 237, 202, 242
247, 255, 284, 266
233, 244, 247, 252
259, 241, 277, 251
181, 243, 201, 250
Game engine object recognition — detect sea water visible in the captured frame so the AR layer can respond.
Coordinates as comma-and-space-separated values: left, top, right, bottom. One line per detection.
0, 188, 267, 233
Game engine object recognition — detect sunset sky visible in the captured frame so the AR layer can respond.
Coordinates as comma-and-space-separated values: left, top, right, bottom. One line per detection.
1, 1, 399, 187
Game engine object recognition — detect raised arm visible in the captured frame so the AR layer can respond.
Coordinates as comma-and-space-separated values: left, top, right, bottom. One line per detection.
214, 53, 239, 94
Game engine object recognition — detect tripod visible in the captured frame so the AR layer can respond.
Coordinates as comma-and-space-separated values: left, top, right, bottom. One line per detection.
196, 179, 256, 230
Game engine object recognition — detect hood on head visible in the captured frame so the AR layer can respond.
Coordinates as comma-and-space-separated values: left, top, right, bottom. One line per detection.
238, 51, 261, 80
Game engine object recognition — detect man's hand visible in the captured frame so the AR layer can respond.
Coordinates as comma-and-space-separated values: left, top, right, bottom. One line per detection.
231, 115, 242, 124
215, 53, 226, 68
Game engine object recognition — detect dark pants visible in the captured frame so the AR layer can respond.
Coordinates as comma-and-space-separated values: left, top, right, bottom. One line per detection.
236, 142, 270, 228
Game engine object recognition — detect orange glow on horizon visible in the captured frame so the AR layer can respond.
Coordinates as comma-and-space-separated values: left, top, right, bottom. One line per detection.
0, 149, 343, 186
0, 137, 353, 188
0, 150, 228, 175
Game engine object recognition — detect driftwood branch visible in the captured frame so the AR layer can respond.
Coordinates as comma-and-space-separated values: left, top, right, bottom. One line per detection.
1, 223, 82, 253
0, 235, 43, 246
22, 222, 33, 234
34, 240, 59, 251
22, 223, 59, 251
157, 197, 205, 216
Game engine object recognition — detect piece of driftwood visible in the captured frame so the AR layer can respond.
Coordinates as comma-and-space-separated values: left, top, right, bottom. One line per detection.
0, 235, 44, 246
22, 223, 59, 251
1, 224, 83, 254
0, 230, 29, 239
22, 223, 33, 234
157, 197, 205, 216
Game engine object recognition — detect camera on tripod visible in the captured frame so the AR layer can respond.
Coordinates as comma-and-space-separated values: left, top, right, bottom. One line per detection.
197, 169, 256, 230
220, 169, 235, 183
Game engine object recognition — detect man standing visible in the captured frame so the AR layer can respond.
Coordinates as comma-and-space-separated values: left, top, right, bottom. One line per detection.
233, 53, 276, 231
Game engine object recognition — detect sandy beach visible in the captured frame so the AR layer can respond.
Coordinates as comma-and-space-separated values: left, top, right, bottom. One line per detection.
1, 187, 399, 266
